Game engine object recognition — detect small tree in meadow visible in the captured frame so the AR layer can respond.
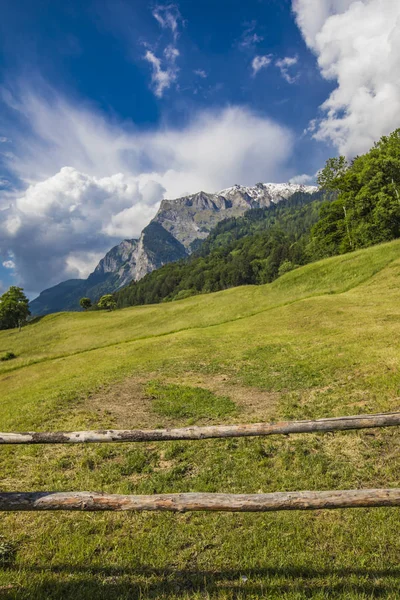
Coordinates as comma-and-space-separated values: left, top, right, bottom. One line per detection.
79, 297, 92, 310
0, 286, 30, 331
97, 294, 117, 311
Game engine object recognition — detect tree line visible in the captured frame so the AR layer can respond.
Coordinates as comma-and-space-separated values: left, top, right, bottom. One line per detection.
311, 129, 400, 256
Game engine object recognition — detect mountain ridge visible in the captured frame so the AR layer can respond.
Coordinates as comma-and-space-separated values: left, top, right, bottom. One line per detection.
29, 182, 317, 315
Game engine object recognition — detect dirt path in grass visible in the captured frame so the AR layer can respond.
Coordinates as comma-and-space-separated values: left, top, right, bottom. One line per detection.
85, 373, 280, 429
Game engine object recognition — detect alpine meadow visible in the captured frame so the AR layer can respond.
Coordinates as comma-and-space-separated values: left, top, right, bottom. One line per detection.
1, 236, 400, 598
1, 1, 400, 598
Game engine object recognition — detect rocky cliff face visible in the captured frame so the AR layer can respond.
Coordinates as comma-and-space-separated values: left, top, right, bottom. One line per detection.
94, 239, 138, 278
30, 182, 317, 315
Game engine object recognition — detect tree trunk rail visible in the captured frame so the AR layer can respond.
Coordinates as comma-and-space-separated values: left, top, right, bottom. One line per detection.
1, 411, 400, 445
1, 489, 400, 512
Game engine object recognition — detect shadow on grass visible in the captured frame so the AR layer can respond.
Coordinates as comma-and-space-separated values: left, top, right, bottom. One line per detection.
3, 565, 400, 599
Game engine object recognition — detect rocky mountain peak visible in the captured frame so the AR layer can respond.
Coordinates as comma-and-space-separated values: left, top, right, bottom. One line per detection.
30, 181, 317, 316
94, 239, 138, 276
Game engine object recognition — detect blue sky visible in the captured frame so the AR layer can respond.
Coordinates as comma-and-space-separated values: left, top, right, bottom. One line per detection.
0, 0, 399, 296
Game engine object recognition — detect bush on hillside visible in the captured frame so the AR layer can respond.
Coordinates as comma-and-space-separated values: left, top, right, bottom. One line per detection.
97, 294, 117, 311
278, 260, 297, 276
79, 297, 92, 310
0, 351, 16, 362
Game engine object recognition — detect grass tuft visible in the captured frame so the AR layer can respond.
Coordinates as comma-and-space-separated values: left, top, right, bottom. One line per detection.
0, 537, 16, 566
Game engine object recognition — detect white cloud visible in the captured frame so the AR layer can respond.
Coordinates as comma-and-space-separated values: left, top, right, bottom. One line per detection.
293, 0, 400, 156
275, 56, 298, 83
65, 251, 110, 279
144, 46, 179, 97
251, 55, 272, 76
0, 136, 9, 143
289, 173, 315, 185
238, 21, 264, 50
0, 83, 295, 294
152, 4, 183, 41
303, 118, 317, 135
2, 260, 15, 269
0, 167, 161, 291
194, 69, 207, 78
144, 4, 183, 97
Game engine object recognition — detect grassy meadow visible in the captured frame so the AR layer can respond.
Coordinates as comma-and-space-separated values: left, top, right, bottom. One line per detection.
1, 240, 400, 598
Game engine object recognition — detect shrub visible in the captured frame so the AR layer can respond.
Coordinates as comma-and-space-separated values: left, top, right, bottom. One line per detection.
79, 297, 92, 310
0, 351, 16, 362
278, 260, 297, 276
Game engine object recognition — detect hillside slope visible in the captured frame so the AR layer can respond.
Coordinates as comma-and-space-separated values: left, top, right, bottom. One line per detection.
1, 240, 400, 598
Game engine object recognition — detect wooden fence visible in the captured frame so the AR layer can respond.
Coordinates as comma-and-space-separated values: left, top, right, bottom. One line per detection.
1, 411, 400, 512
2, 411, 400, 445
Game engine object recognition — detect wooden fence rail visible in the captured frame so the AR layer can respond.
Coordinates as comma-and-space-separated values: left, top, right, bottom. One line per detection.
1, 489, 400, 512
2, 412, 400, 513
1, 411, 400, 445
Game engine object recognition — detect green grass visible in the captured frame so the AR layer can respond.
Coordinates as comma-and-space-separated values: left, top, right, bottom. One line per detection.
146, 382, 237, 420
1, 240, 400, 597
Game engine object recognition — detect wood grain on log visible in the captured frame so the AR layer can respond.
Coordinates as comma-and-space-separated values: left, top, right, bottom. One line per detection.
0, 412, 400, 444
0, 489, 400, 512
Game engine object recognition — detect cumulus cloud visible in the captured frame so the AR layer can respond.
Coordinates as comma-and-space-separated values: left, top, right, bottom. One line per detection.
0, 168, 161, 292
144, 45, 179, 97
275, 56, 298, 83
251, 55, 272, 75
0, 83, 294, 294
293, 0, 400, 156
194, 69, 207, 78
2, 259, 15, 269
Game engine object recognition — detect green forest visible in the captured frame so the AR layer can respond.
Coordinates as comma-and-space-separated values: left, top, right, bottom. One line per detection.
312, 129, 400, 256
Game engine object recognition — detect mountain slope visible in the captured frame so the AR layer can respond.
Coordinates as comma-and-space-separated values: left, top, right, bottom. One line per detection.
29, 239, 138, 315
29, 182, 316, 315
115, 189, 326, 307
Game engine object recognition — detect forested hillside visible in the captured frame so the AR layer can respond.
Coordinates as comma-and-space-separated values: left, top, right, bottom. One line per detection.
116, 189, 328, 307
312, 129, 400, 257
